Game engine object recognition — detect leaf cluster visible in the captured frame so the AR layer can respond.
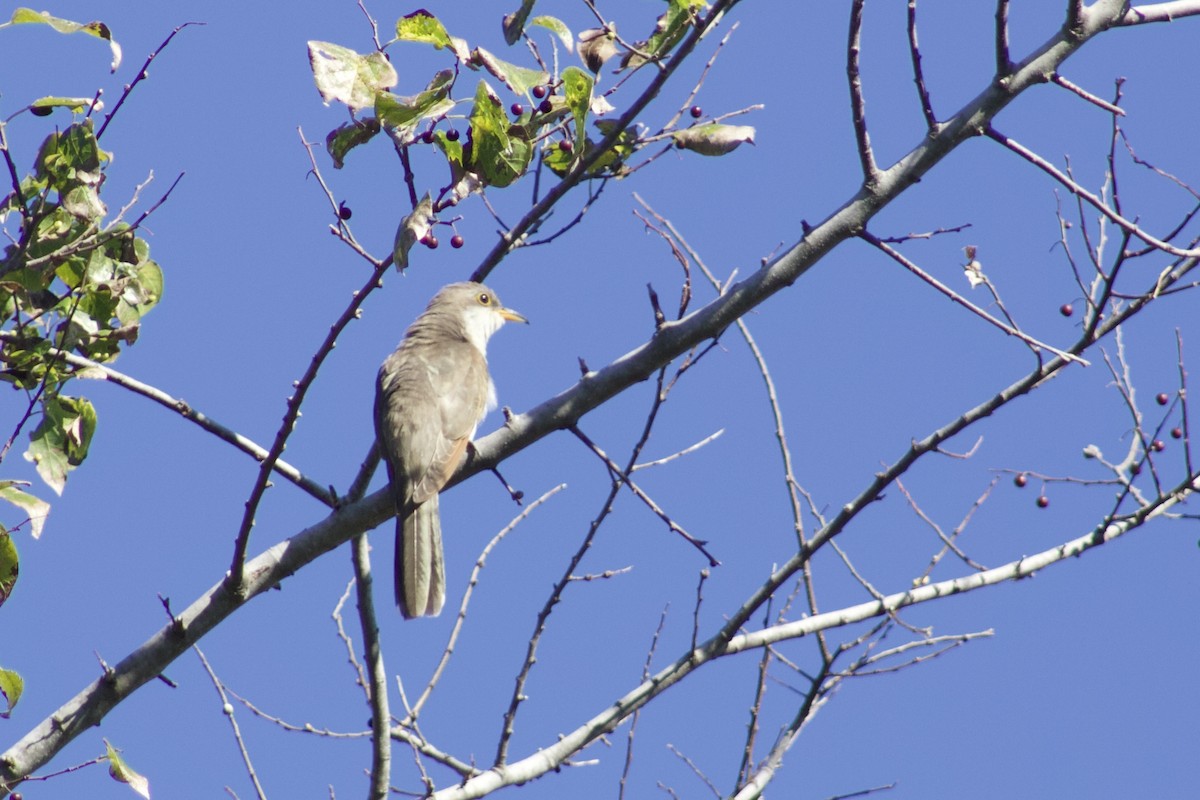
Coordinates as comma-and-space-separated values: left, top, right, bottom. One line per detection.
0, 9, 164, 616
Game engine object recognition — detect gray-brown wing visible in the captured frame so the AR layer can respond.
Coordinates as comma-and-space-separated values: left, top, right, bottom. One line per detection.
411, 340, 490, 503
377, 339, 490, 505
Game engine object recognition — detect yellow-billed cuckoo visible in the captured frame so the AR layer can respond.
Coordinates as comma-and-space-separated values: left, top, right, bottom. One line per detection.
375, 282, 527, 618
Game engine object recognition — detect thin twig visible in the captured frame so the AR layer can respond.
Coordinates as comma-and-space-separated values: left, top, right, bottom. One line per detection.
986, 125, 1200, 258
995, 0, 1011, 74
906, 0, 937, 129
860, 232, 1088, 364
194, 646, 267, 800
411, 485, 565, 719
0, 330, 333, 503
847, 0, 880, 187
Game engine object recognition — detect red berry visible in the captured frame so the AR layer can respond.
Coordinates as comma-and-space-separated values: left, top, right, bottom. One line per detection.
690, 105, 702, 118
510, 102, 524, 116
1171, 427, 1183, 439
558, 139, 573, 153
1156, 392, 1170, 405
1036, 496, 1049, 508
1060, 303, 1074, 317
450, 234, 465, 249
422, 234, 439, 249
539, 98, 553, 114
1014, 474, 1028, 488
446, 128, 460, 142
532, 84, 548, 99
1152, 439, 1166, 452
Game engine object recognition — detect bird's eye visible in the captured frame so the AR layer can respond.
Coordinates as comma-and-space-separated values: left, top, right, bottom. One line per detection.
477, 292, 491, 305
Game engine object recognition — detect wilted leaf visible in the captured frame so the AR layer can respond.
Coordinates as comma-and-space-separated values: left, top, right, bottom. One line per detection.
672, 123, 756, 156
326, 118, 381, 168
10, 7, 122, 71
578, 26, 618, 73
105, 740, 151, 799
307, 40, 397, 111
963, 256, 986, 288
393, 194, 435, 270
468, 47, 547, 96
0, 481, 50, 539
502, 0, 537, 45
0, 666, 23, 718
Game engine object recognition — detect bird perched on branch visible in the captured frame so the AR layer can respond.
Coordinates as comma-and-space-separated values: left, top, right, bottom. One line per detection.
375, 282, 527, 618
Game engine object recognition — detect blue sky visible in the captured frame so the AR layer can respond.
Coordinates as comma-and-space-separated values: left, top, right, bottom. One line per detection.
3, 2, 1199, 798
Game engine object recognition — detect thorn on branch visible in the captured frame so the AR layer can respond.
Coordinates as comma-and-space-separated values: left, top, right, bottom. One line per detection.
647, 283, 666, 329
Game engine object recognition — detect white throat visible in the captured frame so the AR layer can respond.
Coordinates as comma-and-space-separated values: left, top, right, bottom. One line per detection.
461, 305, 505, 357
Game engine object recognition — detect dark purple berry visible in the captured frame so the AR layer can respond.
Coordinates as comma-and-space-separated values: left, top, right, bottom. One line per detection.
1131, 462, 1142, 475
690, 105, 702, 119
532, 84, 548, 99
421, 130, 435, 144
446, 128, 460, 142
510, 102, 524, 116
1014, 474, 1028, 488
1156, 392, 1170, 406
450, 234, 465, 249
539, 98, 553, 114
1060, 303, 1074, 317
422, 234, 439, 249
1171, 427, 1184, 439
1036, 496, 1049, 508
558, 139, 573, 153
30, 105, 53, 117
337, 202, 352, 221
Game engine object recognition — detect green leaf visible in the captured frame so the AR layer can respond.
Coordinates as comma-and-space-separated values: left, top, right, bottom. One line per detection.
395, 9, 453, 49
36, 121, 108, 195
561, 67, 593, 145
105, 740, 151, 799
0, 666, 23, 718
467, 80, 532, 188
63, 183, 106, 220
502, 0, 537, 45
30, 96, 99, 115
622, 0, 708, 71
0, 529, 18, 606
468, 47, 547, 97
325, 118, 381, 169
116, 257, 163, 325
24, 394, 97, 495
375, 68, 456, 143
10, 7, 122, 71
530, 16, 573, 53
672, 123, 756, 156
307, 40, 397, 111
